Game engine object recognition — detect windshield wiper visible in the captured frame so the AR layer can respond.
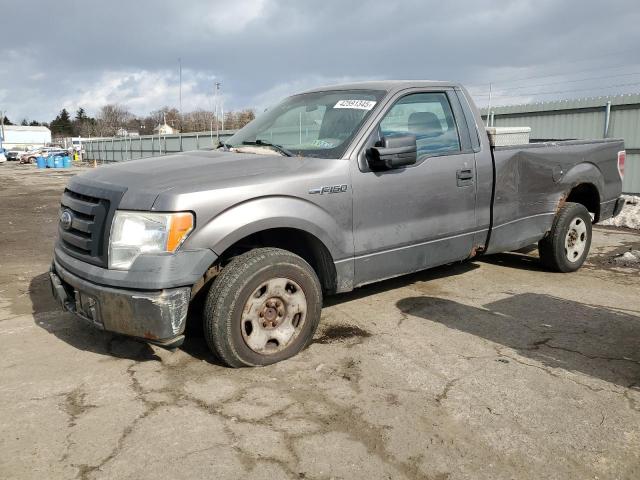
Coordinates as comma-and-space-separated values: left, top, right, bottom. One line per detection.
241, 140, 293, 157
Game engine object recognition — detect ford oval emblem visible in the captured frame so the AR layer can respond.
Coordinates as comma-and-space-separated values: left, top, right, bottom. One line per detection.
60, 210, 73, 230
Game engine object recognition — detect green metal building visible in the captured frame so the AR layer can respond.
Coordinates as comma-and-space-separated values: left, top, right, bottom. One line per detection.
482, 94, 640, 194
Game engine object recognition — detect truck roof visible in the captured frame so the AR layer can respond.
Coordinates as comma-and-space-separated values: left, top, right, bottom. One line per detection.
301, 80, 462, 94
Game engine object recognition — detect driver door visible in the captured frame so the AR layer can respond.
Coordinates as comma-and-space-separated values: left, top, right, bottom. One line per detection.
351, 90, 478, 286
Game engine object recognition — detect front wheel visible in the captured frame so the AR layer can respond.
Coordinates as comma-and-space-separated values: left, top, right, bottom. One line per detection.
203, 247, 322, 367
538, 202, 592, 272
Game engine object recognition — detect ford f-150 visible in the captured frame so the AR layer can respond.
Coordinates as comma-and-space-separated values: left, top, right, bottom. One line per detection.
49, 81, 626, 367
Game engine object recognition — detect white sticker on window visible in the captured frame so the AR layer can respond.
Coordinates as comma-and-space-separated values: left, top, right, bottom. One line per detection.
334, 100, 377, 110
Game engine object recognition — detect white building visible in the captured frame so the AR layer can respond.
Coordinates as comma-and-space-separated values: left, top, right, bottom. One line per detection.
0, 125, 52, 150
153, 113, 179, 135
115, 128, 140, 137
153, 122, 179, 135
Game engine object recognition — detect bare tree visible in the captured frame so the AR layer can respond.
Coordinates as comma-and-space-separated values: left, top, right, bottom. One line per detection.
182, 109, 215, 132
96, 104, 132, 136
78, 118, 98, 137
223, 109, 255, 130
237, 109, 255, 128
149, 107, 180, 130
87, 103, 254, 137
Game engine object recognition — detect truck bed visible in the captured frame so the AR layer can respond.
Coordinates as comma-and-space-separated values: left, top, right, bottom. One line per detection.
482, 138, 624, 254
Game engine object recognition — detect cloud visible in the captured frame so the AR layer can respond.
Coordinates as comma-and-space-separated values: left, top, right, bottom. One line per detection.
59, 69, 218, 115
250, 74, 376, 111
1, 0, 639, 121
189, 0, 268, 34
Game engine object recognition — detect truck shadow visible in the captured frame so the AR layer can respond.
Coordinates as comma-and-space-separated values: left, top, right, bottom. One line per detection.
478, 251, 546, 272
396, 293, 640, 389
30, 272, 161, 362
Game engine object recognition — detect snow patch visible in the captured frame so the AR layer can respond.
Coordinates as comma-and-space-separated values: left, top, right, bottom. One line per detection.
601, 195, 640, 230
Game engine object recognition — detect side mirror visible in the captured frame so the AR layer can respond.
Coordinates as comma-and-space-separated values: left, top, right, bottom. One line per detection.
367, 134, 417, 170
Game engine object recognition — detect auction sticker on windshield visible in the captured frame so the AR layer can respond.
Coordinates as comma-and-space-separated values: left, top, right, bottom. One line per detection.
334, 100, 377, 110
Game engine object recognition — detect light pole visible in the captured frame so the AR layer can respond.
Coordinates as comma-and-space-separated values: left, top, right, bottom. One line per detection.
0, 110, 4, 150
0, 110, 5, 150
214, 81, 222, 141
178, 58, 182, 129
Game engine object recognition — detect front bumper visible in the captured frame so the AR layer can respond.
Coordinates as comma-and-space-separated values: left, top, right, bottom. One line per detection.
50, 260, 190, 347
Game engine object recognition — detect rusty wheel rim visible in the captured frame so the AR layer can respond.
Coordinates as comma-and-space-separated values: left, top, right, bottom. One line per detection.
240, 277, 307, 355
564, 216, 587, 262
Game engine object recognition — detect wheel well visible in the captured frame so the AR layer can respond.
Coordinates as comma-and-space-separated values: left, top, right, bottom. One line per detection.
566, 183, 600, 222
217, 228, 338, 293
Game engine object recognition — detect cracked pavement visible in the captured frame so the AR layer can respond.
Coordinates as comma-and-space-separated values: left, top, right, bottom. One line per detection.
1, 163, 639, 480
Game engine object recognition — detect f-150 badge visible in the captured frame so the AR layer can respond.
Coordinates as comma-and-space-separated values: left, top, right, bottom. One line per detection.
309, 184, 349, 195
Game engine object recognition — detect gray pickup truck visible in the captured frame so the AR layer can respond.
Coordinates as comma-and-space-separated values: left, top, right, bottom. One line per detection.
49, 81, 626, 367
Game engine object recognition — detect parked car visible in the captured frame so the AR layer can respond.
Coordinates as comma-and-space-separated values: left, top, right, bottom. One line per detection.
49, 80, 626, 367
6, 149, 23, 161
0, 148, 6, 163
19, 147, 67, 163
18, 148, 43, 163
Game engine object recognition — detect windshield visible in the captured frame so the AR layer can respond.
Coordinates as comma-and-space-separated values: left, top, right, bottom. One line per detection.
224, 89, 386, 158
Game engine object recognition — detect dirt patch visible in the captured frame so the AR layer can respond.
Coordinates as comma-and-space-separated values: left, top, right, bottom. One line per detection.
588, 242, 640, 270
0, 165, 72, 315
313, 324, 371, 344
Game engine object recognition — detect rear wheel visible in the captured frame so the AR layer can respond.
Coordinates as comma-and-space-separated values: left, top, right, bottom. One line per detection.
538, 202, 592, 272
203, 247, 322, 367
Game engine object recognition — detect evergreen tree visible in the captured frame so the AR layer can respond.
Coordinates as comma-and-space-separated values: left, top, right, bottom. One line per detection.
50, 108, 73, 136
75, 107, 87, 122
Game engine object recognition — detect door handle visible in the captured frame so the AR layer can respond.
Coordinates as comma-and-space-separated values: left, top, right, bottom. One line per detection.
456, 168, 474, 187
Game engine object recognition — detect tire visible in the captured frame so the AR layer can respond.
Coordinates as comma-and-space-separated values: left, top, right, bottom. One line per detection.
203, 247, 322, 367
538, 202, 592, 272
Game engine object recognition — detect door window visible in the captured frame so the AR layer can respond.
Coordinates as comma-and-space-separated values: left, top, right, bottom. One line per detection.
379, 92, 461, 157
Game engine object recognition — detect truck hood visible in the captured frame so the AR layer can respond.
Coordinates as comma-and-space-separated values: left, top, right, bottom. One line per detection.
70, 150, 333, 210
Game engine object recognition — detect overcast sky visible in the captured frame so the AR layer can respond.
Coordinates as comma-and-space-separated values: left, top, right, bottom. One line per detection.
2, 0, 640, 122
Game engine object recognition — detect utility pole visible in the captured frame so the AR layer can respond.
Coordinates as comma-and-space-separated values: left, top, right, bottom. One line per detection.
178, 58, 182, 130
486, 83, 493, 126
0, 110, 4, 149
214, 81, 221, 142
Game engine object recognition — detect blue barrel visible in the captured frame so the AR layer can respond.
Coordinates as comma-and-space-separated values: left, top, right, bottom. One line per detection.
63, 156, 72, 168
36, 156, 46, 169
53, 156, 64, 168
46, 156, 55, 168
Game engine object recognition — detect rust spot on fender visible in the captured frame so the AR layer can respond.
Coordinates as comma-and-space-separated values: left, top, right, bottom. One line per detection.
556, 192, 568, 213
143, 331, 159, 340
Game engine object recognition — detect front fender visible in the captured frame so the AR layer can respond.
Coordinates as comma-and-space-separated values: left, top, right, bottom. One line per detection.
185, 195, 353, 261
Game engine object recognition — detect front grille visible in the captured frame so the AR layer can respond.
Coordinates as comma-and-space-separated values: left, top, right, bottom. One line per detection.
58, 189, 111, 266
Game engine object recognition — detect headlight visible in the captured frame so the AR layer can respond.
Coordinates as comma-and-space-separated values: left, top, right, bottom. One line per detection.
108, 211, 194, 270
